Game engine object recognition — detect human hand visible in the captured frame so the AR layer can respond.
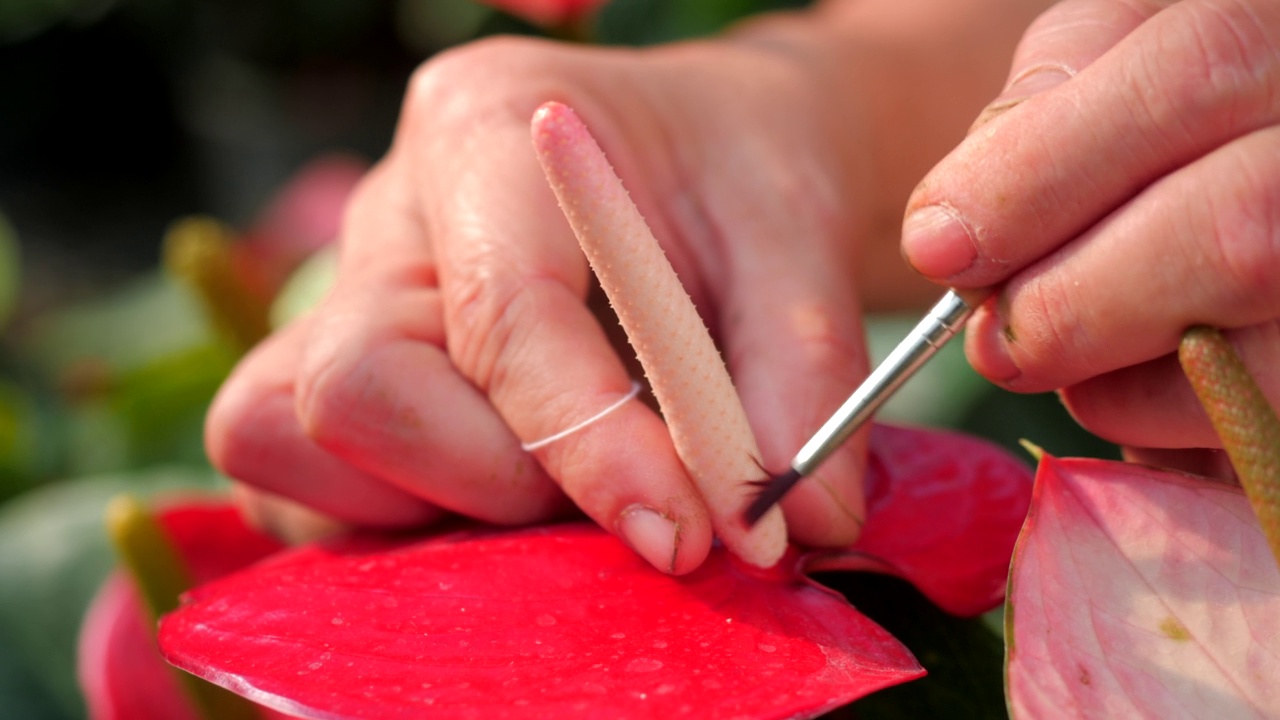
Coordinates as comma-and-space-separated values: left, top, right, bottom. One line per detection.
206, 33, 881, 572
900, 0, 1280, 471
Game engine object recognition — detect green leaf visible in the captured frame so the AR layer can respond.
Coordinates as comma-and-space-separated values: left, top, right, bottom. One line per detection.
596, 0, 810, 45
269, 246, 337, 329
109, 343, 238, 468
0, 629, 73, 720
24, 272, 213, 377
50, 343, 235, 478
394, 0, 493, 53
819, 573, 1007, 719
0, 210, 19, 329
0, 376, 59, 501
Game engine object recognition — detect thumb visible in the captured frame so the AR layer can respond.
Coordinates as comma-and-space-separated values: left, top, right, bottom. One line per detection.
970, 0, 1173, 130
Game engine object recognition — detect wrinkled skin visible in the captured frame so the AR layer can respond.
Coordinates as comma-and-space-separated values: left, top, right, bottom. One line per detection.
903, 0, 1280, 474
208, 37, 884, 573
207, 0, 1280, 571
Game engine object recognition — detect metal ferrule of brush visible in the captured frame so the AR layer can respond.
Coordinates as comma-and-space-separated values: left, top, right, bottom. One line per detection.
790, 290, 975, 477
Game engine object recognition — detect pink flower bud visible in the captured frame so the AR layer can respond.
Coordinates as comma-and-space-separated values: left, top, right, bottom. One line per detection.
477, 0, 608, 27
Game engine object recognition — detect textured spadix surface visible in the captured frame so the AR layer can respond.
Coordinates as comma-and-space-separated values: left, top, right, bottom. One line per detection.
531, 100, 787, 568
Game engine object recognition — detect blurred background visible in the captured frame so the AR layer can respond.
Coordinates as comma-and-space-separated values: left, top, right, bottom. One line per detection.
0, 1, 1117, 717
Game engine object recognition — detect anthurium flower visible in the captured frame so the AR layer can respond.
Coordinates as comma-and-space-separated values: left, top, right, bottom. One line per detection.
1006, 455, 1280, 718
78, 502, 287, 720
157, 424, 1032, 720
157, 98, 1032, 719
476, 0, 608, 28
808, 424, 1034, 617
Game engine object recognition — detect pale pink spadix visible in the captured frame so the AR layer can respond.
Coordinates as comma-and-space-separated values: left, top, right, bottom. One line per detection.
530, 101, 787, 568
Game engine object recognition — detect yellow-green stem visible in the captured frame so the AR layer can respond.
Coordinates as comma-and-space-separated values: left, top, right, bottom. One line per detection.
163, 216, 269, 353
106, 496, 261, 720
1178, 326, 1280, 570
1017, 439, 1045, 463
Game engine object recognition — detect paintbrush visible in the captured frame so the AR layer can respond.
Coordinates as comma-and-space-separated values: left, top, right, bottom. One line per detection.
743, 289, 979, 525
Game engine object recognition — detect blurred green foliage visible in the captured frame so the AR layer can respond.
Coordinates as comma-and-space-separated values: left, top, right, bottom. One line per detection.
0, 468, 224, 718
597, 0, 810, 44
0, 1, 1116, 718
827, 574, 1007, 720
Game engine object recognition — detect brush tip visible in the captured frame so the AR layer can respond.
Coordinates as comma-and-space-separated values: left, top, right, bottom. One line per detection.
742, 467, 803, 527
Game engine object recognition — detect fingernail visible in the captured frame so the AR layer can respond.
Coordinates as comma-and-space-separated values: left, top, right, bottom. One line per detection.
1007, 64, 1074, 97
901, 205, 977, 280
616, 505, 679, 573
988, 332, 1022, 383
971, 65, 1074, 131
967, 300, 1021, 382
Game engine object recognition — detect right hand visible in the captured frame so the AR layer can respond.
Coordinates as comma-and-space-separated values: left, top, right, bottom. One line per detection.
900, 0, 1280, 475
206, 33, 881, 573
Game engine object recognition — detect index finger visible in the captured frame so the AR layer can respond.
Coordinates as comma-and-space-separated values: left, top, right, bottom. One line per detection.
407, 48, 717, 574
901, 0, 1278, 285
530, 101, 788, 568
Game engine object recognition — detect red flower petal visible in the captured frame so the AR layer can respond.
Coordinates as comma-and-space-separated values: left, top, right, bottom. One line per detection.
155, 425, 1034, 718
1006, 456, 1280, 718
160, 524, 922, 720
159, 503, 288, 584
807, 425, 1033, 616
80, 573, 203, 720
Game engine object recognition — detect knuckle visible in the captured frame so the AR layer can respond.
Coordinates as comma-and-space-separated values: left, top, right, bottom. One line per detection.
1149, 1, 1280, 134
1008, 271, 1090, 373
1200, 134, 1280, 315
206, 333, 299, 480
204, 378, 257, 478
403, 36, 567, 134
294, 312, 376, 449
443, 261, 536, 395
1011, 0, 1101, 69
337, 161, 393, 243
333, 163, 396, 271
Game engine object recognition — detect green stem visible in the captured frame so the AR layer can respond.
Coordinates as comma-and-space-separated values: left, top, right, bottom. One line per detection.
162, 216, 270, 353
1017, 439, 1046, 463
106, 496, 262, 720
1178, 326, 1280, 570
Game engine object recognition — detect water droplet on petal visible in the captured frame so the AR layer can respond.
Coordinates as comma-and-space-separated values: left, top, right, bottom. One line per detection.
626, 657, 663, 673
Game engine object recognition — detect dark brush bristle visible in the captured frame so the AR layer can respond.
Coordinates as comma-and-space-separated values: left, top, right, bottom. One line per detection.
742, 467, 803, 527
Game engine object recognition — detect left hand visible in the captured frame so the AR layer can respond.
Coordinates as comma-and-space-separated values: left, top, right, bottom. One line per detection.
900, 0, 1280, 470
206, 34, 885, 569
